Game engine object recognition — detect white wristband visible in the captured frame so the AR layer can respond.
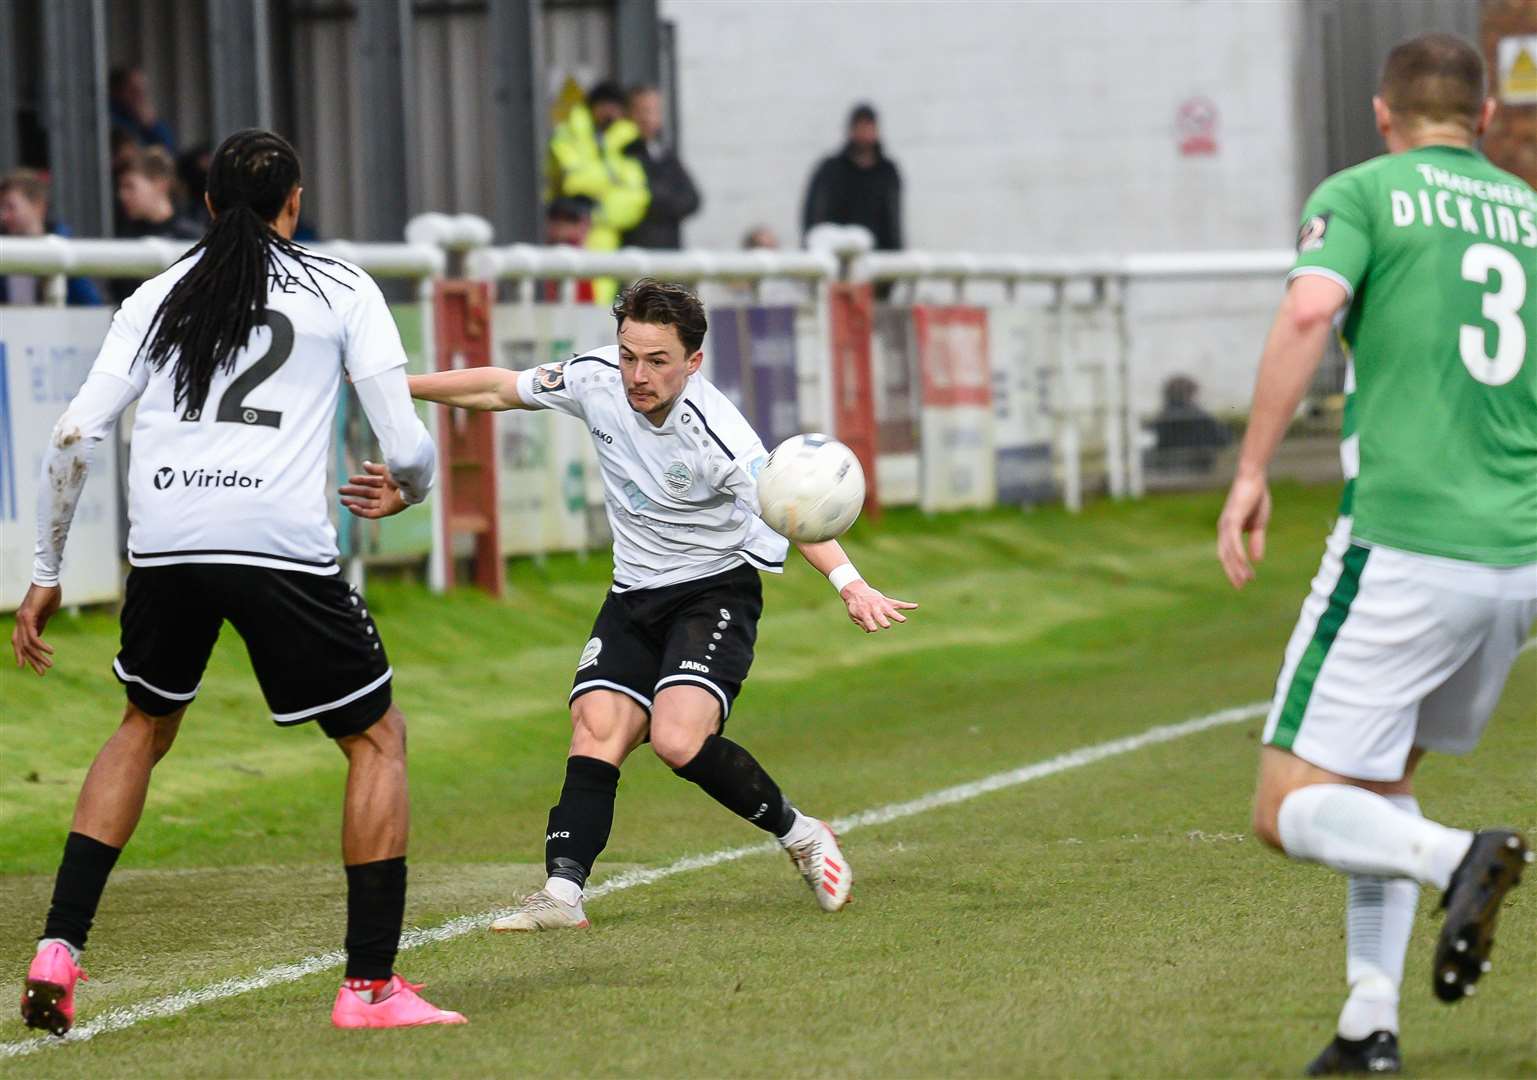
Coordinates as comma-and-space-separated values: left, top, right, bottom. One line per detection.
828, 563, 862, 594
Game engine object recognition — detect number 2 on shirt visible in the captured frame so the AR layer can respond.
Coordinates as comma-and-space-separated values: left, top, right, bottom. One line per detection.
180, 311, 295, 427
1459, 243, 1527, 387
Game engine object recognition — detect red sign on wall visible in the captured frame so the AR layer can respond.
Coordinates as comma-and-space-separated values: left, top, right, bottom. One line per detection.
912, 306, 991, 408
1176, 96, 1219, 157
828, 283, 880, 518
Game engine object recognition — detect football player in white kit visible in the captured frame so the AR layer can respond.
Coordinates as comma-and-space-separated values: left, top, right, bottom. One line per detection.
398, 279, 916, 930
11, 130, 464, 1032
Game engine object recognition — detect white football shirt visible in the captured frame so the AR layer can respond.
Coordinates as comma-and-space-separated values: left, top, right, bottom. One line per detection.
93, 248, 410, 574
515, 345, 790, 590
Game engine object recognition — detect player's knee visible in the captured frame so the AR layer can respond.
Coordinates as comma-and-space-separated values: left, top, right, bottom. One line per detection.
569, 696, 640, 757
1251, 801, 1285, 851
337, 704, 406, 762
650, 717, 707, 770
121, 703, 185, 764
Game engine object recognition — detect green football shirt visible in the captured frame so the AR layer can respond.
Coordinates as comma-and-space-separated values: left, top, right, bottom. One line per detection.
1291, 144, 1537, 566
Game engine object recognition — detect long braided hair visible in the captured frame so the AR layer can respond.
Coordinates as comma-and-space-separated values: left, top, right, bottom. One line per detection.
135, 129, 351, 411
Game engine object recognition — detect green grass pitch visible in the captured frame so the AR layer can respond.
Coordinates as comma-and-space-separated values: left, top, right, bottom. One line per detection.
2, 483, 1533, 1076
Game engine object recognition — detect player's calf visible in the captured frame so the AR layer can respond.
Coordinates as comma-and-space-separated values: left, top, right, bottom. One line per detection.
664, 724, 854, 912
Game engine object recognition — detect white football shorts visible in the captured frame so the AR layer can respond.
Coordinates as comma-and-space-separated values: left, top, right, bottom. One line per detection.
1262, 517, 1537, 782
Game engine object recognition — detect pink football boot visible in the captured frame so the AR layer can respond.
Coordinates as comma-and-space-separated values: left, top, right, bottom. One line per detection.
330, 975, 467, 1029
21, 941, 87, 1037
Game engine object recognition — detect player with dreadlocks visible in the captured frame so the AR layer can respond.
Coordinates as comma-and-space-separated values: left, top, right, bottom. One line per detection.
10, 129, 464, 1032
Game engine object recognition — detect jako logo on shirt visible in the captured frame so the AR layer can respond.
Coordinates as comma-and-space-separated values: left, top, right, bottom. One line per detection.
154, 467, 266, 491
591, 426, 614, 444
679, 659, 710, 673
663, 461, 693, 496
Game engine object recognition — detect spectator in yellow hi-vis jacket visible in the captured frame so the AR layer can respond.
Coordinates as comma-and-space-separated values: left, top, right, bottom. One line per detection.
547, 81, 650, 305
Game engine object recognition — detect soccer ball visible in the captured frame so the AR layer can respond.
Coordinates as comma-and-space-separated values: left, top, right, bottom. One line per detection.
755, 434, 866, 543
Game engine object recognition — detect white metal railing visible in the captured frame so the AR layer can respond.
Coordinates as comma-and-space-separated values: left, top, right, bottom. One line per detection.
468, 243, 836, 289
850, 245, 1294, 509
404, 211, 496, 253
1, 231, 1296, 517
468, 240, 841, 434
0, 234, 446, 305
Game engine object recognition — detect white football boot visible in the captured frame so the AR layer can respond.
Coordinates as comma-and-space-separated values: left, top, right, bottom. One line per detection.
783, 818, 853, 911
490, 888, 591, 932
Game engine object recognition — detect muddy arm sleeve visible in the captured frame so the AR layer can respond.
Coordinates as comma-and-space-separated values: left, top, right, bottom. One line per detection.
33, 371, 141, 587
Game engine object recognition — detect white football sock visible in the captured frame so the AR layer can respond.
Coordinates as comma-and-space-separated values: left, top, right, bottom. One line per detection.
545, 876, 583, 906
1337, 794, 1422, 1039
342, 976, 396, 1003
36, 937, 80, 963
777, 810, 819, 849
1277, 784, 1471, 889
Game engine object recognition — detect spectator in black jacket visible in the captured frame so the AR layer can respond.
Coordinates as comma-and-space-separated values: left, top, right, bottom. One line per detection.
115, 146, 202, 243
621, 85, 701, 250
802, 102, 902, 251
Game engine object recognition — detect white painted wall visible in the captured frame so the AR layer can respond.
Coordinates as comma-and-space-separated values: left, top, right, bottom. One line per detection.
664, 0, 1308, 256
663, 0, 1314, 414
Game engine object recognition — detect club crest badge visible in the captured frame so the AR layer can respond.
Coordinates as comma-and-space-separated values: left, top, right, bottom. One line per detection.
663, 461, 693, 496
533, 363, 567, 394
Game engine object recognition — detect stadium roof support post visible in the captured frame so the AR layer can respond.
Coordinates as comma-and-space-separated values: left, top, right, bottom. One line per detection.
487, 0, 545, 244
613, 0, 661, 89
206, 0, 273, 141
0, 0, 17, 173
42, 0, 109, 238
356, 0, 416, 244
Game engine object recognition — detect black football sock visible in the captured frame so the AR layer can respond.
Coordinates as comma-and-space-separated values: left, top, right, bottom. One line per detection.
41, 831, 122, 952
344, 856, 406, 980
673, 734, 797, 837
545, 755, 621, 889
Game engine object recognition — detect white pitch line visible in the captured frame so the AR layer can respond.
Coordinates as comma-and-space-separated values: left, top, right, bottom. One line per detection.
11, 635, 1537, 1061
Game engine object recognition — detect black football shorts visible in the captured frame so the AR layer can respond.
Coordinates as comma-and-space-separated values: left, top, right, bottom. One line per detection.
570, 562, 764, 725
113, 564, 392, 738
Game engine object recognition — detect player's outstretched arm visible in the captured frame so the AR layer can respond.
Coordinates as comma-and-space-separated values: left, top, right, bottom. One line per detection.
795, 538, 918, 634
408, 368, 527, 411
1217, 274, 1347, 590
16, 370, 141, 675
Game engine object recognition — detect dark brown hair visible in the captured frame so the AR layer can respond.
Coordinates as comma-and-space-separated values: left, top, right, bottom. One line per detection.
1380, 33, 1486, 131
0, 168, 49, 205
119, 145, 177, 184
612, 278, 708, 355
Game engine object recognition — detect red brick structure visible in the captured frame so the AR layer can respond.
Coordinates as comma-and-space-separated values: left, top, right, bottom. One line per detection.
1481, 0, 1537, 185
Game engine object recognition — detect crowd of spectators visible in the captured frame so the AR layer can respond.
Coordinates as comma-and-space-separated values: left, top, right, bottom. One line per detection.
542, 79, 904, 304
1, 66, 218, 306
4, 62, 908, 309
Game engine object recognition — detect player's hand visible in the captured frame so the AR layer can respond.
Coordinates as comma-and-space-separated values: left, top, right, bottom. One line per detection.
1217, 468, 1272, 590
11, 583, 62, 676
841, 580, 918, 633
340, 461, 408, 519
